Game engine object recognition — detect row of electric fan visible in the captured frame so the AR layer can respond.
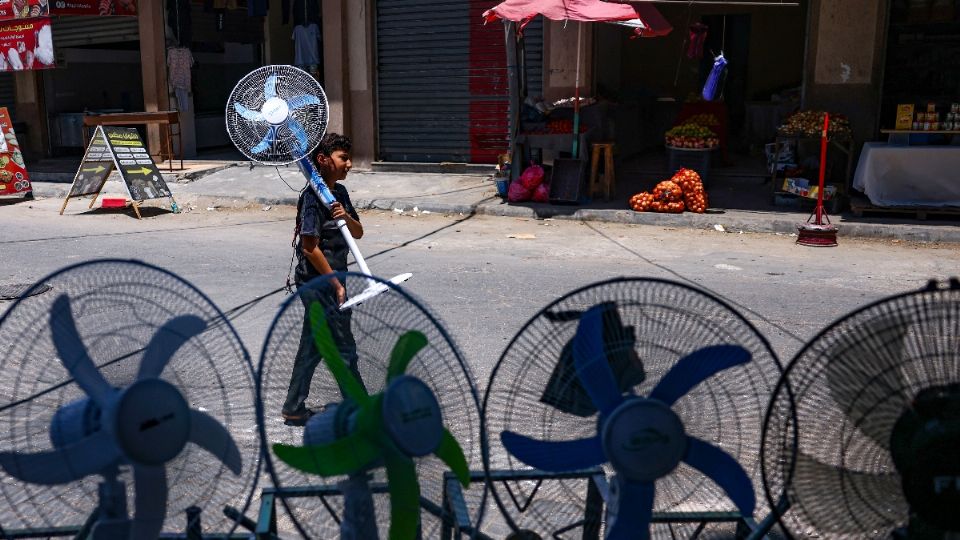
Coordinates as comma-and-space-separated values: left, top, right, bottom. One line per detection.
0, 260, 957, 540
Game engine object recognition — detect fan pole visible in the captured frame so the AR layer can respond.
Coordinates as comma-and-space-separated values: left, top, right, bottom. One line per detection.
796, 113, 838, 247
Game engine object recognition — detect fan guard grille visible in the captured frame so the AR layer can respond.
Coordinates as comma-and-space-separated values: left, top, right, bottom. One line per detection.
484, 277, 781, 538
225, 65, 329, 165
0, 260, 259, 535
257, 272, 487, 538
762, 284, 960, 539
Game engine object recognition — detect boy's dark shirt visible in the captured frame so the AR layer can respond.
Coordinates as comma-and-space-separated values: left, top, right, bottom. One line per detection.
295, 183, 360, 284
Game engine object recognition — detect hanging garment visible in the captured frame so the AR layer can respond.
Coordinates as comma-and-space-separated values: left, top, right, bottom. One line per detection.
702, 52, 727, 102
293, 23, 320, 66
292, 0, 320, 27
687, 23, 708, 60
166, 0, 192, 46
167, 47, 195, 110
248, 0, 267, 17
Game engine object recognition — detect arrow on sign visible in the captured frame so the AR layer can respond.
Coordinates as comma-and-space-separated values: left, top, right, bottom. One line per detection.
82, 165, 107, 174
126, 167, 154, 176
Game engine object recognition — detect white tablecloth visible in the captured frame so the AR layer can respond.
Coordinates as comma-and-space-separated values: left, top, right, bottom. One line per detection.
852, 142, 960, 207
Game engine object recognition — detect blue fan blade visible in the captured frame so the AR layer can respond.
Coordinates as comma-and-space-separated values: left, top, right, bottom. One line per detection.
138, 316, 207, 380
287, 94, 321, 110
500, 431, 605, 472
573, 305, 624, 416
233, 103, 264, 123
264, 74, 278, 99
0, 430, 118, 485
250, 126, 276, 154
683, 436, 756, 516
606, 478, 654, 540
648, 345, 751, 406
287, 117, 310, 156
50, 295, 115, 408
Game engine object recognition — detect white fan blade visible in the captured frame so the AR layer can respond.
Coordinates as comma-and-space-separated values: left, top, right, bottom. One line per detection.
287, 94, 321, 110
0, 430, 118, 485
188, 409, 242, 475
138, 316, 207, 381
130, 465, 167, 540
264, 74, 278, 99
233, 103, 264, 123
50, 294, 115, 408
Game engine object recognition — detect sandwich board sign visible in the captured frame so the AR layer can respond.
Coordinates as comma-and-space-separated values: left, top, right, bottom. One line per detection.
60, 125, 177, 219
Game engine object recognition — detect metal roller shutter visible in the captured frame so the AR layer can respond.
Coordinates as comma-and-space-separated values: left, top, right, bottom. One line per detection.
51, 15, 139, 48
376, 0, 542, 164
0, 73, 15, 118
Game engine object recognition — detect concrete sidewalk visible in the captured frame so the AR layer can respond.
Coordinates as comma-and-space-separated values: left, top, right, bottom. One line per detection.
26, 161, 960, 243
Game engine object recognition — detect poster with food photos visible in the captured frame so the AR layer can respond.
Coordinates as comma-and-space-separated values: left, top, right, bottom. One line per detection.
0, 107, 29, 197
0, 17, 55, 72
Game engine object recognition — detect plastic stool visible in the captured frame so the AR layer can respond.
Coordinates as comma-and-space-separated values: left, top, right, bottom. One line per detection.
590, 143, 616, 201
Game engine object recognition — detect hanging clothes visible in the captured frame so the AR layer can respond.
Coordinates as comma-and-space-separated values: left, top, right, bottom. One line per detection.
248, 0, 268, 17
166, 0, 192, 46
167, 47, 195, 111
292, 23, 320, 66
291, 0, 320, 27
687, 23, 708, 60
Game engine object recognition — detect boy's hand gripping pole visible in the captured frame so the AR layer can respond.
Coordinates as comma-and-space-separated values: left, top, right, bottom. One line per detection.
297, 158, 412, 309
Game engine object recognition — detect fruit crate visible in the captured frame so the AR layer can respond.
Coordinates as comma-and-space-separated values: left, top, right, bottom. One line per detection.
666, 145, 715, 184
768, 135, 853, 209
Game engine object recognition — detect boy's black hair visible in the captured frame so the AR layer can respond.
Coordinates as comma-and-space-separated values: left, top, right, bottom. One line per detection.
312, 132, 352, 163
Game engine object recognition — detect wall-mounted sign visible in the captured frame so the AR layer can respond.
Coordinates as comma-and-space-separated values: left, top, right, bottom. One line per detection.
0, 18, 55, 72
51, 0, 137, 16
0, 0, 49, 20
0, 107, 30, 199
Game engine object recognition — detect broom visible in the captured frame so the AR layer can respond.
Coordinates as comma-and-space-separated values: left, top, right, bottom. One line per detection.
796, 113, 839, 247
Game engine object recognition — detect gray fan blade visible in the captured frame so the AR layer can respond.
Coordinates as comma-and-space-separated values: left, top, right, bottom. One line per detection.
0, 430, 118, 485
188, 409, 242, 475
138, 316, 207, 381
264, 74, 278, 99
130, 465, 167, 540
825, 314, 909, 450
50, 294, 115, 408
788, 451, 905, 535
233, 103, 264, 123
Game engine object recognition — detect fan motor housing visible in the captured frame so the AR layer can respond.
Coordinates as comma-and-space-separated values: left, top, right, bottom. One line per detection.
602, 398, 687, 483
262, 97, 290, 125
382, 376, 443, 457
51, 397, 104, 448
113, 379, 191, 465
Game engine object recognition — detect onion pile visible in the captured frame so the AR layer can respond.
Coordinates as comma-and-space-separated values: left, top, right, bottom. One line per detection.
628, 168, 709, 214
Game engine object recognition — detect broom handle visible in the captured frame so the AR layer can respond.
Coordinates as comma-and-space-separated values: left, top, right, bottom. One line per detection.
817, 113, 829, 225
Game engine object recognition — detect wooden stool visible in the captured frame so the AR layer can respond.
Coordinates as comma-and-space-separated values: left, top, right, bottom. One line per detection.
589, 143, 616, 201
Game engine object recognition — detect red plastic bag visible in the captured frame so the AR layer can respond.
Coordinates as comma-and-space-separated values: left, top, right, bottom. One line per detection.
508, 180, 533, 202
518, 164, 545, 190
532, 183, 550, 203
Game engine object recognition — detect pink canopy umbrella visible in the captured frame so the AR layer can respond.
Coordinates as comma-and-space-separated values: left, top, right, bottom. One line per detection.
484, 0, 672, 158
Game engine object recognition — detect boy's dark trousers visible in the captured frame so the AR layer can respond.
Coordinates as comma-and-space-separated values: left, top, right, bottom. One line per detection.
283, 285, 363, 415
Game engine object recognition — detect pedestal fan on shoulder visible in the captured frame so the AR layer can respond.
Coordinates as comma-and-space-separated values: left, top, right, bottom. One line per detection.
225, 66, 411, 309
762, 278, 960, 539
0, 260, 259, 539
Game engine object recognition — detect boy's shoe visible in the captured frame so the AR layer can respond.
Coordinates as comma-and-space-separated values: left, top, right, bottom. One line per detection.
282, 408, 316, 426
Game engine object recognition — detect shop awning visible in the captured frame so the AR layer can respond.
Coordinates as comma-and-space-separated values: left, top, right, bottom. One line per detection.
482, 0, 672, 37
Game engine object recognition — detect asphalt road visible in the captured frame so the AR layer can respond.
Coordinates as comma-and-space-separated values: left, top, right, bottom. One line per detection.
1, 197, 958, 537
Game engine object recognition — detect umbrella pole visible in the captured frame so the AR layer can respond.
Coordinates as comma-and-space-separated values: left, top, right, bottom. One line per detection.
571, 22, 582, 159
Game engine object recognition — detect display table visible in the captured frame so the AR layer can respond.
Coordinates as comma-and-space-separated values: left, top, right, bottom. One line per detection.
512, 129, 597, 182
852, 142, 960, 207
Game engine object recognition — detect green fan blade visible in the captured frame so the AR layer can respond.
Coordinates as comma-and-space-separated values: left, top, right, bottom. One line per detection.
435, 428, 470, 488
385, 453, 421, 540
272, 432, 381, 477
387, 331, 428, 381
308, 302, 369, 405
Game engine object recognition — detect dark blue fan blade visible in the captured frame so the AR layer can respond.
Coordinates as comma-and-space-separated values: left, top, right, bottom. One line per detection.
683, 436, 756, 516
648, 345, 750, 406
50, 295, 115, 408
233, 103, 264, 123
250, 126, 276, 155
500, 431, 605, 472
573, 304, 624, 416
264, 74, 278, 99
287, 94, 321, 110
606, 478, 654, 540
287, 117, 310, 156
